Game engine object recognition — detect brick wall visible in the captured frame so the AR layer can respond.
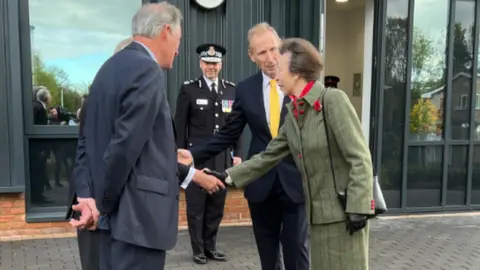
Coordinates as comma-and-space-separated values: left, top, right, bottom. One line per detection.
0, 188, 251, 239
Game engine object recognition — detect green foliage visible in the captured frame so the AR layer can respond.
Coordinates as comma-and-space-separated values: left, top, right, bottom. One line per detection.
410, 98, 438, 134
32, 53, 88, 113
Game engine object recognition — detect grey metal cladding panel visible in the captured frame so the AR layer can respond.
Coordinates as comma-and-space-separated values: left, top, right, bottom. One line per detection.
0, 0, 12, 188
223, 0, 264, 83
166, 0, 227, 112
166, 0, 264, 112
268, 0, 320, 45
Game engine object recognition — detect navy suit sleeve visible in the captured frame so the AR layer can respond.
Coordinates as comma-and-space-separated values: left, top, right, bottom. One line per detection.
101, 64, 163, 212
73, 100, 92, 199
190, 84, 247, 164
74, 134, 92, 198
233, 135, 243, 158
174, 85, 189, 148
177, 163, 191, 182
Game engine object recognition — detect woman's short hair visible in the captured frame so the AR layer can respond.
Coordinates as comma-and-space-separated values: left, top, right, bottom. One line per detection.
279, 38, 323, 82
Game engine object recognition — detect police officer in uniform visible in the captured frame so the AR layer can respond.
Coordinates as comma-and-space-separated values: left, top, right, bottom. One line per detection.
174, 43, 243, 264
324, 75, 340, 88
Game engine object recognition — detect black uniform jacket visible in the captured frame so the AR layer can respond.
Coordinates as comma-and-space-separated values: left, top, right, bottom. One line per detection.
175, 76, 243, 171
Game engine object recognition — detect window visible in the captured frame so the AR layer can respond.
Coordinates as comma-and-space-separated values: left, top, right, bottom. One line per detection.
409, 0, 449, 141
28, 139, 77, 208
28, 0, 141, 127
476, 94, 480, 109
456, 94, 468, 110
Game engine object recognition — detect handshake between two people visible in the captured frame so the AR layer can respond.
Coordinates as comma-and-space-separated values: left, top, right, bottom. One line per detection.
69, 150, 231, 230
177, 149, 232, 194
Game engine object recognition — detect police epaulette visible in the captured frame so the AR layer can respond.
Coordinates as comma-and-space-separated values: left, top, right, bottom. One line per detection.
222, 79, 235, 87
183, 80, 195, 85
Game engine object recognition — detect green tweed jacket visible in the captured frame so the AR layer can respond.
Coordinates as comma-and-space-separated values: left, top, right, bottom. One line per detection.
226, 82, 374, 225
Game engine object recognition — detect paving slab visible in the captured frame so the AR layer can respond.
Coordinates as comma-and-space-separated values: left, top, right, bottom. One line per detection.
1, 215, 480, 269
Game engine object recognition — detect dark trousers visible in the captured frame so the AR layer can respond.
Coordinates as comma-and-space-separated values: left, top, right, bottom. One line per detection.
248, 179, 310, 270
110, 238, 166, 270
186, 182, 227, 255
77, 229, 111, 270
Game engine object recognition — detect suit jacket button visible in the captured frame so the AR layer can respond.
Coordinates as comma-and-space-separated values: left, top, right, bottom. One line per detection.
298, 153, 302, 159
103, 192, 109, 198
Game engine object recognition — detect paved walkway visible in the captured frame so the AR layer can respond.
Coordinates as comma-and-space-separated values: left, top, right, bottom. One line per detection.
1, 215, 480, 269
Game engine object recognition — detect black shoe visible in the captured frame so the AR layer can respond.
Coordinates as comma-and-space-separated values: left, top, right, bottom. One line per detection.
193, 254, 207, 264
205, 250, 227, 261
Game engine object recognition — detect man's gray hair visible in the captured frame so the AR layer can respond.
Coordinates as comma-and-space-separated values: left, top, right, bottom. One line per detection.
132, 2, 183, 38
34, 85, 50, 103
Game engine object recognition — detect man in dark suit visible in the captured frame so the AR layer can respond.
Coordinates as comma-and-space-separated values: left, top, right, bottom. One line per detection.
32, 86, 50, 125
69, 3, 225, 270
66, 37, 133, 270
179, 22, 309, 270
30, 86, 51, 203
175, 43, 243, 264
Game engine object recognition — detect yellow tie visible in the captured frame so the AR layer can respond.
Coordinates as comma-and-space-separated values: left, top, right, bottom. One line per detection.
269, 80, 280, 138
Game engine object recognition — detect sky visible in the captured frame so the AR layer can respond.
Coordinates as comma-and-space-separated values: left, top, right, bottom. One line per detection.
29, 0, 141, 92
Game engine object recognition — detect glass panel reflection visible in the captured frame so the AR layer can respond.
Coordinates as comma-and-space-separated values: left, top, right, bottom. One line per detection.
29, 0, 140, 126
447, 146, 468, 205
407, 146, 443, 207
29, 139, 77, 208
380, 0, 409, 209
449, 0, 475, 140
408, 0, 449, 141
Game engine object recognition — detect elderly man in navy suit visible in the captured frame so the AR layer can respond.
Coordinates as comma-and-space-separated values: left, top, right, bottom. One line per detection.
179, 22, 309, 270
69, 2, 225, 270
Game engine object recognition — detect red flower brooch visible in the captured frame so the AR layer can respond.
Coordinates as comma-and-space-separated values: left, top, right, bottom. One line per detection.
313, 100, 322, 112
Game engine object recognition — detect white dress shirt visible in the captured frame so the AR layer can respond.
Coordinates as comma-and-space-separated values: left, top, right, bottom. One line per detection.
203, 76, 219, 92
134, 41, 195, 189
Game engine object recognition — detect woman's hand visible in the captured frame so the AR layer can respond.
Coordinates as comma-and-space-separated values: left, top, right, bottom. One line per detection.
346, 214, 367, 235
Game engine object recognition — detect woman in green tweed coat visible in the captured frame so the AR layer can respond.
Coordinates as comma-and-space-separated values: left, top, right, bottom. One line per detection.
217, 38, 374, 270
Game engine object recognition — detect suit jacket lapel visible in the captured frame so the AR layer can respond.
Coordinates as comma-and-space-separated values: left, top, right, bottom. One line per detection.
250, 73, 269, 134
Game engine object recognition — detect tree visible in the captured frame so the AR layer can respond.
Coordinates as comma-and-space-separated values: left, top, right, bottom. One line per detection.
32, 53, 85, 113
411, 28, 445, 99
452, 22, 473, 74
410, 98, 438, 135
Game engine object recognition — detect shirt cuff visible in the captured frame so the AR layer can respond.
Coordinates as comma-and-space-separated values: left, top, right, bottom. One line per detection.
180, 167, 196, 189
225, 172, 233, 185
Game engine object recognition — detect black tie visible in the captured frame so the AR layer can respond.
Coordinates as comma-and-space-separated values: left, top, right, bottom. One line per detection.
211, 82, 219, 99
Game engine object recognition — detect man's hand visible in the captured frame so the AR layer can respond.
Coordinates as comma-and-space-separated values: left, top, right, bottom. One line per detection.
69, 198, 99, 231
69, 198, 93, 229
192, 170, 225, 194
178, 149, 193, 165
233, 157, 242, 166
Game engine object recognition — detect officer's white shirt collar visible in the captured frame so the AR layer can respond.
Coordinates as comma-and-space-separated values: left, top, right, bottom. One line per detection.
134, 41, 156, 62
203, 76, 219, 92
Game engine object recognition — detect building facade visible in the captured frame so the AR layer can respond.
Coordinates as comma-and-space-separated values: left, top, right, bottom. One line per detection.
2, 0, 480, 233
0, 0, 320, 231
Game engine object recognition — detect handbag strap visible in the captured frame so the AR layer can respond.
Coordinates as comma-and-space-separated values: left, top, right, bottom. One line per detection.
321, 89, 377, 193
321, 88, 340, 195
